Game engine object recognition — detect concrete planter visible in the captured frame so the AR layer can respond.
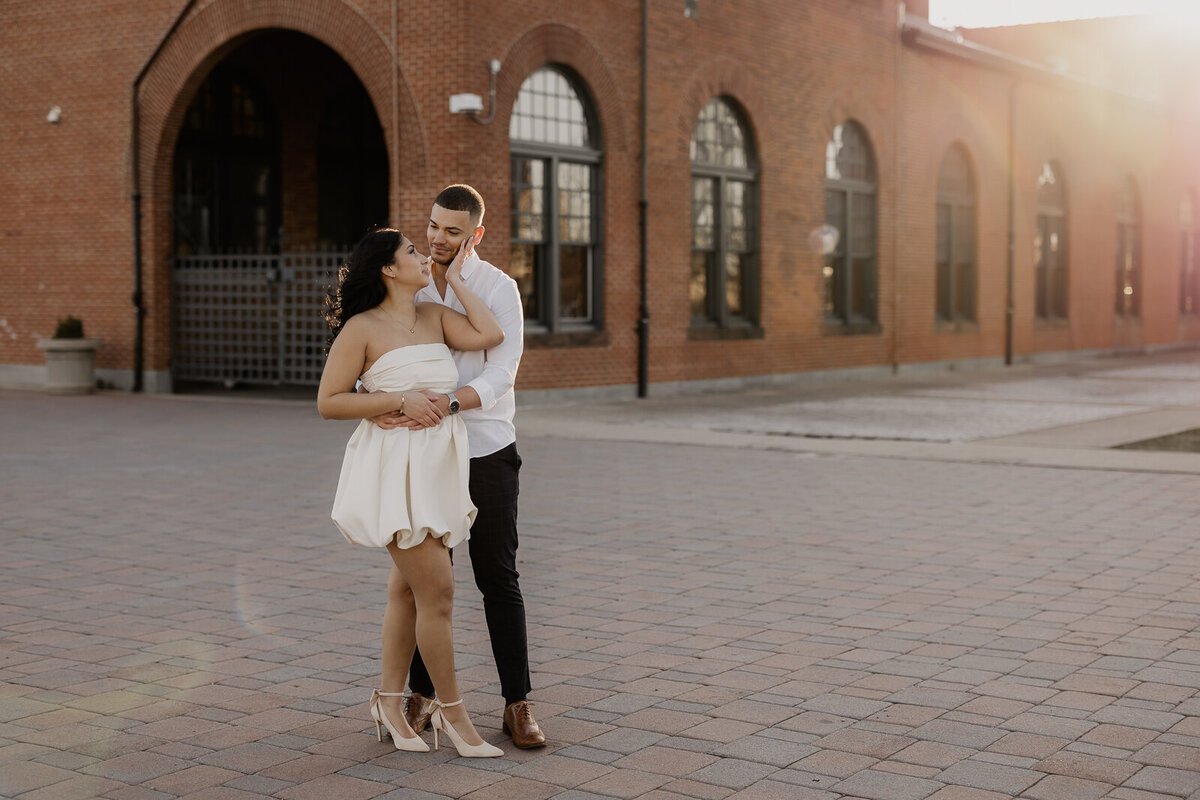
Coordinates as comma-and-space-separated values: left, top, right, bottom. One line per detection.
36, 338, 102, 395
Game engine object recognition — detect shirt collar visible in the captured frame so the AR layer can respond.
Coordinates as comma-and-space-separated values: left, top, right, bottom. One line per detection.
459, 250, 483, 280
418, 251, 483, 299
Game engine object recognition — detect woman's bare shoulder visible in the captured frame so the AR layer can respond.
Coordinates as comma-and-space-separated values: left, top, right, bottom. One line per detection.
416, 301, 446, 316
342, 310, 382, 333
335, 313, 380, 348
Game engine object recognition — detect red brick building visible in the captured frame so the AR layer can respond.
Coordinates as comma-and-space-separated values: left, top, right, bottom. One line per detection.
3, 0, 1198, 395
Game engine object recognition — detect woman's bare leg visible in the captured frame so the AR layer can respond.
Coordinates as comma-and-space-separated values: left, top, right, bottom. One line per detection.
387, 535, 486, 745
378, 562, 418, 735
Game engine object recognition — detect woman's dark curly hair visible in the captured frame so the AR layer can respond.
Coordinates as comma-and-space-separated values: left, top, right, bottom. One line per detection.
323, 228, 402, 342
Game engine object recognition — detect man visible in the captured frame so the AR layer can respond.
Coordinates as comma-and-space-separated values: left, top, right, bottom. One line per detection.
372, 184, 545, 749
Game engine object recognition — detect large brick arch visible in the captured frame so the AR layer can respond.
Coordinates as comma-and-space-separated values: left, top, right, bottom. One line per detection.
138, 0, 425, 191
495, 23, 630, 154
135, 0, 427, 372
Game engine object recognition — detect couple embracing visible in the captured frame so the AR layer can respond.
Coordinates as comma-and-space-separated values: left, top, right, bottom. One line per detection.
317, 184, 545, 757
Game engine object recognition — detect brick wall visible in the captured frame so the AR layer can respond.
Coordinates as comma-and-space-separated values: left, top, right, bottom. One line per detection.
2, 0, 1197, 393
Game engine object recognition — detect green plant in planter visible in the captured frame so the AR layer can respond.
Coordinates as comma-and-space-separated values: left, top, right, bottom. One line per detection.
38, 315, 100, 394
53, 315, 84, 339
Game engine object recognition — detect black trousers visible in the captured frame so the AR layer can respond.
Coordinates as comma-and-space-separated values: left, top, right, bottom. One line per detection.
408, 442, 531, 704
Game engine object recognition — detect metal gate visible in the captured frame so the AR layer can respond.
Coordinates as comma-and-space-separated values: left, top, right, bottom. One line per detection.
171, 250, 348, 386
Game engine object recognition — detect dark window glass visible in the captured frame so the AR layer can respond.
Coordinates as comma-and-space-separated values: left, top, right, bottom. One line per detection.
691, 177, 716, 318
509, 157, 546, 319
172, 64, 280, 255
1181, 193, 1199, 315
1115, 175, 1141, 317
317, 82, 388, 248
1035, 161, 1068, 320
824, 121, 877, 325
724, 179, 753, 317
935, 144, 976, 322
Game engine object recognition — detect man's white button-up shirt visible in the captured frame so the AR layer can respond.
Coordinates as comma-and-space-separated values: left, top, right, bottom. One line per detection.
417, 251, 524, 458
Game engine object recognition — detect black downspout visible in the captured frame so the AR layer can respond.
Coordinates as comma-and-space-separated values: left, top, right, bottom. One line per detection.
131, 0, 198, 392
131, 95, 144, 392
1005, 80, 1015, 366
637, 0, 649, 397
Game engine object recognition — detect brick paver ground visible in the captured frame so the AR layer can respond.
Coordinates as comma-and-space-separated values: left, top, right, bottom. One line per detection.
4, 353, 1200, 799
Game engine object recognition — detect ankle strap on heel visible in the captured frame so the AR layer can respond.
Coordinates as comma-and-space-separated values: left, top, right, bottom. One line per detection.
435, 698, 464, 709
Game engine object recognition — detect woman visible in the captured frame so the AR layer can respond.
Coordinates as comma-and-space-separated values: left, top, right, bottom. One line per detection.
318, 228, 504, 758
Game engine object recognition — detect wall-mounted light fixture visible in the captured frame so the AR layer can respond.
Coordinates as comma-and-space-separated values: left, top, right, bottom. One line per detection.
449, 93, 483, 114
46, 106, 62, 124
449, 59, 501, 124
685, 0, 699, 19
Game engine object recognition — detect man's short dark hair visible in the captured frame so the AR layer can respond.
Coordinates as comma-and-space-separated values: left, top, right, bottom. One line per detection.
434, 184, 485, 227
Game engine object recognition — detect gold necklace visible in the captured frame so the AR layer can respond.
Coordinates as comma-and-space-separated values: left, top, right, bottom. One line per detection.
384, 306, 418, 333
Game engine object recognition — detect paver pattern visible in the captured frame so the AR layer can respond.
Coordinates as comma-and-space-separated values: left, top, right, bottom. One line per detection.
3, 353, 1200, 799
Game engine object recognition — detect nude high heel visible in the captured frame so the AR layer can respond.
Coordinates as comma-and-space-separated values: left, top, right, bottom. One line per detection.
370, 689, 429, 752
429, 698, 503, 758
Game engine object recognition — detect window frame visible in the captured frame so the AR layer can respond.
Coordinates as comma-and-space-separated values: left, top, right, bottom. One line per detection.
1034, 161, 1068, 321
935, 144, 976, 324
1181, 192, 1199, 317
1115, 175, 1141, 318
689, 97, 760, 334
824, 121, 878, 330
508, 66, 604, 335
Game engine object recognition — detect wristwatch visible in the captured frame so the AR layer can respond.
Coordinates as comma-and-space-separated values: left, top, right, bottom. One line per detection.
446, 392, 461, 415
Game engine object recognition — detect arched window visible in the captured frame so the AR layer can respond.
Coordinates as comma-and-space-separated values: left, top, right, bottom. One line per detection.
1034, 161, 1068, 319
936, 144, 976, 323
509, 66, 602, 331
1115, 175, 1141, 317
690, 97, 758, 327
1181, 191, 1198, 315
824, 121, 877, 326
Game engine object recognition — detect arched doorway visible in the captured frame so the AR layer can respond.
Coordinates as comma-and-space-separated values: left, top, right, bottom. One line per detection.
170, 30, 388, 389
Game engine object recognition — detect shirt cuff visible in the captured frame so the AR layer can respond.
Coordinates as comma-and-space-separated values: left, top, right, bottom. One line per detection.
466, 377, 497, 412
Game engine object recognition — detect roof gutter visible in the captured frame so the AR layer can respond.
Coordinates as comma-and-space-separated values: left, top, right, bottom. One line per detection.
898, 10, 1157, 108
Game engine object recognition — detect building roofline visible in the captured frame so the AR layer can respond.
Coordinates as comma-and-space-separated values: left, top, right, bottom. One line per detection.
898, 7, 1160, 109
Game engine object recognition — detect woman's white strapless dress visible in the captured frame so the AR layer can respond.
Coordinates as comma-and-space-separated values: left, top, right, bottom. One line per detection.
331, 343, 475, 549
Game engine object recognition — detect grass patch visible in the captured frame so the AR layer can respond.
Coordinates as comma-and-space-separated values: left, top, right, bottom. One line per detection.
1115, 428, 1200, 452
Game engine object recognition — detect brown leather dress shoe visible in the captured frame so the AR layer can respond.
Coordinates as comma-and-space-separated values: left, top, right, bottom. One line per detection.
403, 692, 434, 735
503, 700, 546, 748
